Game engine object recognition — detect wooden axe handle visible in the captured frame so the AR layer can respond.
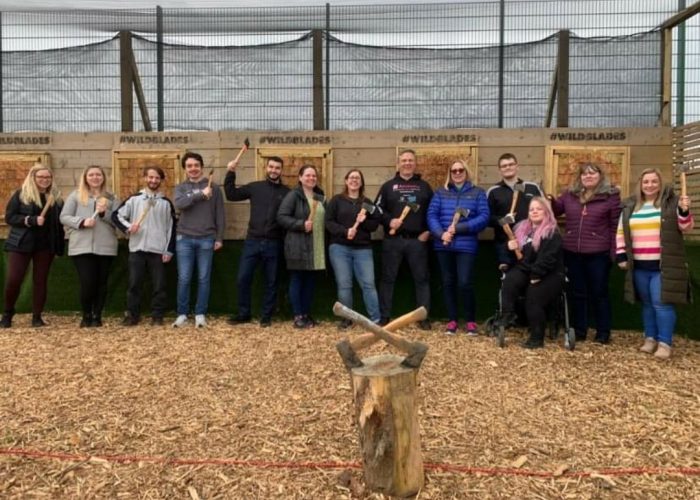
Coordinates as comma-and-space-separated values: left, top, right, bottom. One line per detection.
349, 208, 367, 232
443, 210, 463, 246
681, 171, 687, 198
207, 169, 215, 189
333, 302, 418, 355
232, 142, 249, 164
307, 199, 318, 222
502, 224, 523, 261
508, 189, 520, 215
348, 306, 428, 351
39, 194, 54, 218
389, 205, 412, 235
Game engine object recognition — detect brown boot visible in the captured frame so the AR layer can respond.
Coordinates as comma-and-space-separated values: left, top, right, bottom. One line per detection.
639, 337, 657, 354
654, 342, 671, 360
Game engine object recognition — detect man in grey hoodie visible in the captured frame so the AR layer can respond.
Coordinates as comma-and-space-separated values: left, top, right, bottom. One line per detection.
113, 166, 176, 326
172, 152, 225, 328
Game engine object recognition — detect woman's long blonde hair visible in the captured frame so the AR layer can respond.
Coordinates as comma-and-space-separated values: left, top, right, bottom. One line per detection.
78, 165, 110, 206
20, 164, 61, 206
634, 168, 664, 211
444, 159, 472, 189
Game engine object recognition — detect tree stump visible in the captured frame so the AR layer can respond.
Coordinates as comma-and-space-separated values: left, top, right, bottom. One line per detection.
351, 354, 424, 497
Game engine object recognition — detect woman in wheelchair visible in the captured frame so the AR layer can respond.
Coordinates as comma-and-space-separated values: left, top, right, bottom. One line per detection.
497, 197, 564, 348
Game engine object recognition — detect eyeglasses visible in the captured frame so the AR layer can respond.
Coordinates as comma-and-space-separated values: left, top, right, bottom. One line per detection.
499, 162, 517, 168
35, 175, 52, 179
450, 168, 466, 174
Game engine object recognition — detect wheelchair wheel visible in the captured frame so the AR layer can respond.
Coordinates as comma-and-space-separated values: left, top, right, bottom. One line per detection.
565, 327, 576, 351
484, 316, 497, 337
496, 325, 506, 348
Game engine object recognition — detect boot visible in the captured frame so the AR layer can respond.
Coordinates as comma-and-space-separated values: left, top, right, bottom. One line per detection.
0, 310, 14, 328
654, 342, 671, 360
32, 314, 47, 327
522, 324, 545, 349
639, 337, 657, 354
80, 313, 93, 328
92, 315, 103, 327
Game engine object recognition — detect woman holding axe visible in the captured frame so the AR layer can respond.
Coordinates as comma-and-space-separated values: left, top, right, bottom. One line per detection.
277, 165, 326, 329
1, 164, 64, 328
325, 169, 381, 329
60, 165, 119, 328
427, 160, 489, 335
615, 168, 693, 359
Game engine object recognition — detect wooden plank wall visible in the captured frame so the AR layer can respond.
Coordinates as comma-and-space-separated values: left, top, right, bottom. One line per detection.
0, 127, 672, 239
672, 122, 700, 241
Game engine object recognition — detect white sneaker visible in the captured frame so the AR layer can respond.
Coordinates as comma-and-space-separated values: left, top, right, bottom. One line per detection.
172, 315, 188, 328
195, 314, 207, 328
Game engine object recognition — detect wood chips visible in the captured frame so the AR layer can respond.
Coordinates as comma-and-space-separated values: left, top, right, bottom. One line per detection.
1, 314, 699, 498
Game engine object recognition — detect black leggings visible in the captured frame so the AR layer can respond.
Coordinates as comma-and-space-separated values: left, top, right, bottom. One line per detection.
501, 268, 563, 330
72, 254, 114, 318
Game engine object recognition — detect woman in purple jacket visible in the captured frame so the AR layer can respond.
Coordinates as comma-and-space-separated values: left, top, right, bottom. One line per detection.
550, 163, 621, 344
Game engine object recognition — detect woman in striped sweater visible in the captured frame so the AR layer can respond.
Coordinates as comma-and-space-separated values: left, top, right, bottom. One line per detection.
616, 168, 693, 359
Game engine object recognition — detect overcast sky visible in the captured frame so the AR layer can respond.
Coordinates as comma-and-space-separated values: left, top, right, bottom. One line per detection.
0, 0, 449, 8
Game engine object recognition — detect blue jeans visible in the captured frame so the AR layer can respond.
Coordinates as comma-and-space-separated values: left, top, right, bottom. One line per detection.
633, 268, 676, 346
329, 244, 380, 322
289, 270, 316, 317
564, 250, 612, 341
176, 235, 215, 315
436, 251, 476, 322
237, 239, 282, 319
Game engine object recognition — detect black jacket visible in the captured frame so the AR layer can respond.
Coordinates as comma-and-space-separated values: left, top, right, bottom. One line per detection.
4, 190, 65, 256
277, 185, 325, 270
224, 171, 290, 240
514, 230, 564, 280
486, 179, 543, 242
374, 173, 433, 237
325, 194, 380, 248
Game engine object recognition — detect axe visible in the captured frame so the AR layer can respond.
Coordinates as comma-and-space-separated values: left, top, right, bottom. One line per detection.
444, 207, 470, 246
498, 214, 523, 261
232, 137, 250, 164
508, 182, 525, 216
39, 194, 55, 219
91, 195, 110, 220
679, 163, 689, 198
333, 302, 428, 370
207, 168, 216, 190
135, 197, 156, 226
389, 201, 420, 236
347, 201, 376, 239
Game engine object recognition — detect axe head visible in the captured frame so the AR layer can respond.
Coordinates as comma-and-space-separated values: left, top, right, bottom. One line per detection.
311, 192, 324, 202
677, 163, 690, 173
456, 207, 469, 218
400, 342, 428, 369
336, 339, 364, 370
361, 201, 377, 214
499, 213, 515, 226
243, 137, 250, 149
407, 201, 420, 212
513, 183, 526, 193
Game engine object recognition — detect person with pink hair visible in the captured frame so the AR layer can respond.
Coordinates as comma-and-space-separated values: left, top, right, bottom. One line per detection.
497, 197, 564, 348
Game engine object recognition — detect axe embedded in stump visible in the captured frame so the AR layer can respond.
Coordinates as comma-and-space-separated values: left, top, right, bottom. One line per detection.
333, 302, 426, 497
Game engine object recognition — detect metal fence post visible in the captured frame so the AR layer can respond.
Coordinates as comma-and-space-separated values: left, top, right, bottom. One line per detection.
676, 0, 686, 126
325, 3, 330, 130
556, 30, 570, 128
157, 6, 164, 131
0, 11, 3, 133
312, 29, 324, 130
498, 0, 504, 128
120, 30, 134, 132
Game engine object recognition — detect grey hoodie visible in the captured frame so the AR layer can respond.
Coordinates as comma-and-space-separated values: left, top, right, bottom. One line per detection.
60, 190, 119, 257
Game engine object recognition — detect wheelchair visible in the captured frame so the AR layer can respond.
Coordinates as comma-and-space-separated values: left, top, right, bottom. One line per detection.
484, 267, 576, 350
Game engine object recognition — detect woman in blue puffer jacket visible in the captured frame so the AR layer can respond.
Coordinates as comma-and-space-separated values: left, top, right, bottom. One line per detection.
427, 159, 490, 335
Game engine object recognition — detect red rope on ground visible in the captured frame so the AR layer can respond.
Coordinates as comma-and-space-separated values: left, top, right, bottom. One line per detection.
1, 448, 699, 478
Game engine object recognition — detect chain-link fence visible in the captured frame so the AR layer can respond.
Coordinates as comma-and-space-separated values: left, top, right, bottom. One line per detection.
0, 1, 695, 132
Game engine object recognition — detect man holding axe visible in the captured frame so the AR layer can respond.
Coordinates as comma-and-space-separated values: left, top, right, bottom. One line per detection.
487, 153, 543, 270
225, 153, 290, 327
325, 169, 381, 329
113, 166, 176, 326
172, 151, 225, 328
375, 149, 433, 329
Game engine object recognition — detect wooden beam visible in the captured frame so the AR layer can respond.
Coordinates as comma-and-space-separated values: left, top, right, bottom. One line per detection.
312, 29, 325, 130
545, 59, 558, 127
556, 30, 569, 128
660, 1, 700, 30
130, 57, 152, 131
659, 28, 673, 126
119, 31, 134, 132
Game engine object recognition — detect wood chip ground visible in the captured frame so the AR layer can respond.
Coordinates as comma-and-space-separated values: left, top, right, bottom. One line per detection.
1, 314, 698, 498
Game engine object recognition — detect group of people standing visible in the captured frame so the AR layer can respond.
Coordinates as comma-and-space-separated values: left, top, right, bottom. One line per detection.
1, 150, 694, 358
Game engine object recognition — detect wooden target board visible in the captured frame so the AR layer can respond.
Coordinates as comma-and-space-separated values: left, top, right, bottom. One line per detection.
397, 145, 479, 190
112, 150, 184, 202
0, 152, 51, 235
256, 148, 333, 196
545, 146, 630, 197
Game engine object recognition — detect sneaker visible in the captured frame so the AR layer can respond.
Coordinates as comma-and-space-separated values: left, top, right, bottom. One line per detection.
640, 337, 657, 354
32, 314, 48, 327
293, 315, 307, 329
172, 315, 188, 328
466, 322, 478, 336
338, 319, 353, 330
654, 342, 671, 360
227, 315, 251, 325
444, 320, 458, 336
260, 317, 272, 328
195, 315, 207, 328
305, 316, 319, 327
150, 317, 164, 326
418, 319, 432, 331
